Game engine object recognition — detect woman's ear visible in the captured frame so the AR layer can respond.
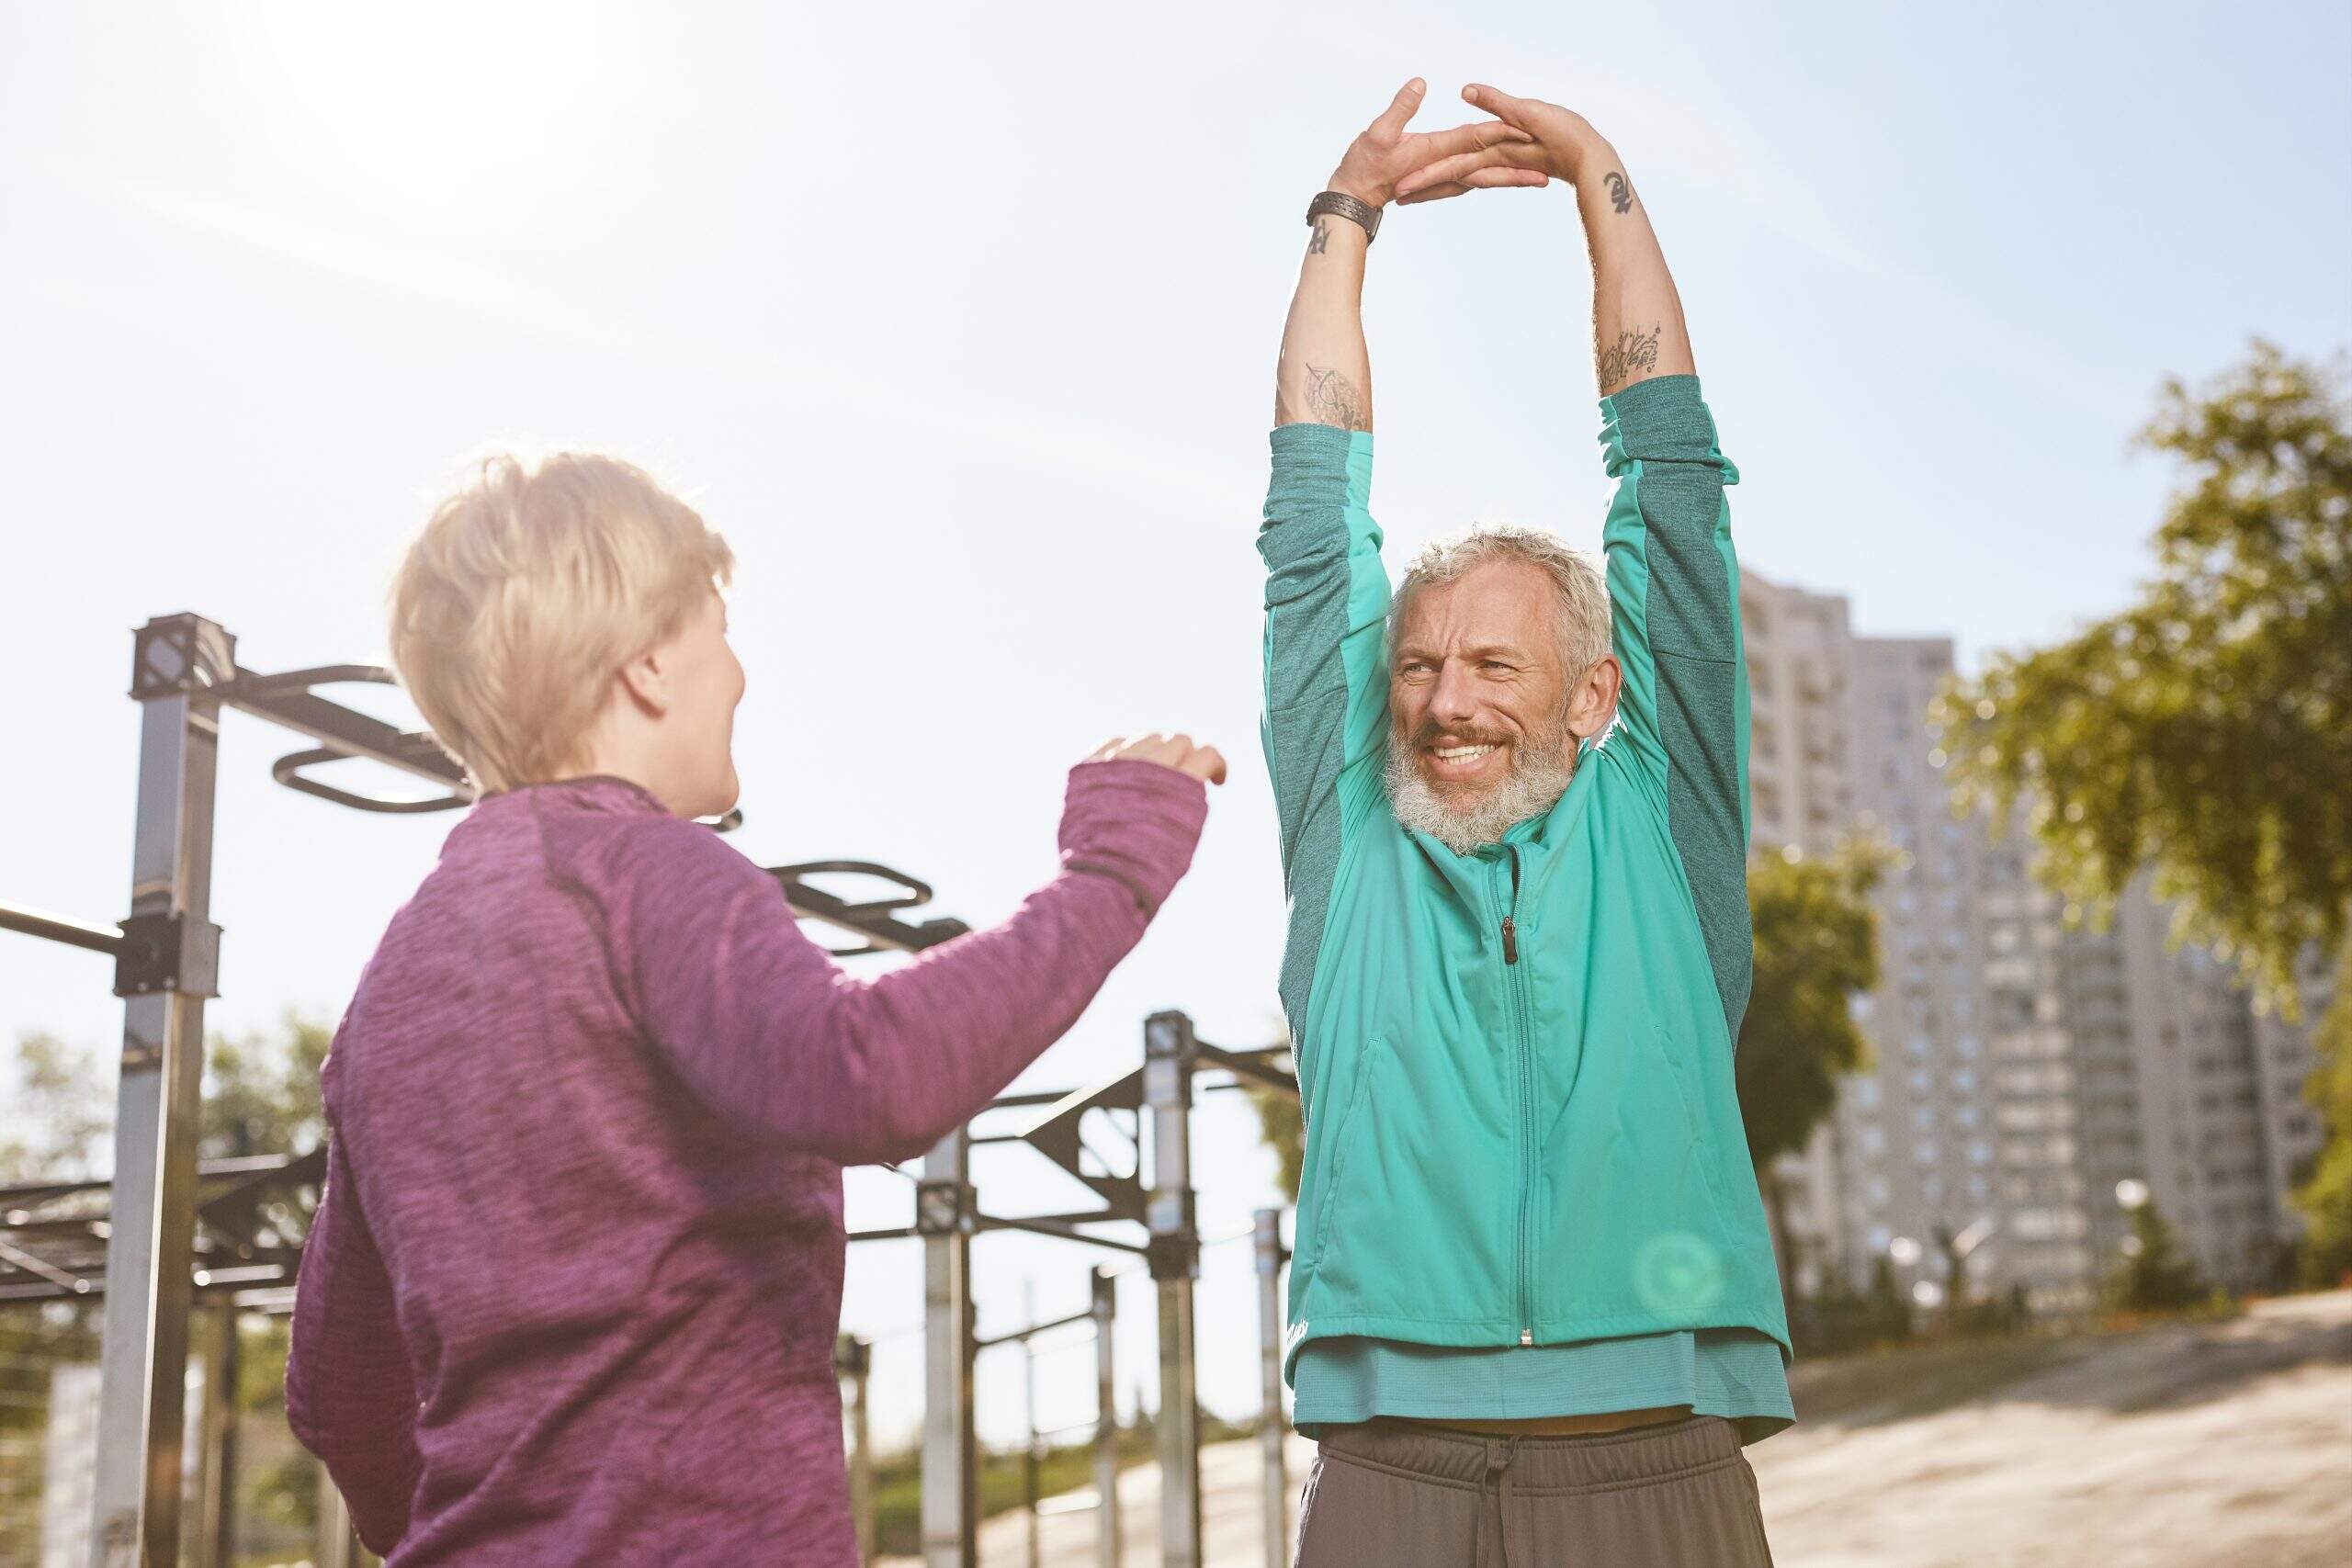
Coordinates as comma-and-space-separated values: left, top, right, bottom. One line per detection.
615, 645, 670, 718
1567, 655, 1623, 741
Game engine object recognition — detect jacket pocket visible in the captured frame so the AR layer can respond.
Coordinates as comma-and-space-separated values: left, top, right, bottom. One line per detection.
1647, 1023, 1730, 1217
1303, 1038, 1384, 1273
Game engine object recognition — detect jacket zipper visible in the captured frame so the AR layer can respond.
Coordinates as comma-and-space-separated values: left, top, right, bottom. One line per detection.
1501, 857, 1520, 964
1503, 846, 1535, 1346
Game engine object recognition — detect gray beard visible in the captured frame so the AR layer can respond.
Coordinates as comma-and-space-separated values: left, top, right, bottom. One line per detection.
1385, 723, 1577, 855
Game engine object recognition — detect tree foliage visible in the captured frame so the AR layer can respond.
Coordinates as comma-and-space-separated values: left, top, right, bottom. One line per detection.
1939, 341, 2352, 1004
0, 1016, 329, 1461
2107, 1198, 2210, 1312
2294, 970, 2352, 1286
0, 1031, 113, 1181
0, 1011, 330, 1179
202, 1012, 332, 1162
1247, 1059, 1304, 1206
1737, 841, 1885, 1170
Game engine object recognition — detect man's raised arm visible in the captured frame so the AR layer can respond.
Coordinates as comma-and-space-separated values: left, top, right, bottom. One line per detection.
1259, 83, 1539, 1035
1397, 85, 1696, 392
1403, 90, 1752, 1038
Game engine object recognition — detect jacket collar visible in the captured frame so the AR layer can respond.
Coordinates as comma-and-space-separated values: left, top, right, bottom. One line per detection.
471, 773, 670, 818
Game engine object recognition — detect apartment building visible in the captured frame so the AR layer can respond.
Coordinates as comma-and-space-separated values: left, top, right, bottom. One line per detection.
1736, 572, 1854, 1295
2064, 895, 2329, 1289
1737, 567, 2323, 1311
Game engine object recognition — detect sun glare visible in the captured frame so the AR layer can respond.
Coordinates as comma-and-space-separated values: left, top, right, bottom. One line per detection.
236, 2, 629, 209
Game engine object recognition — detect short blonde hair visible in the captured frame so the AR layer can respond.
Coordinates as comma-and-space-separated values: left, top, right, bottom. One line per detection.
389, 452, 734, 794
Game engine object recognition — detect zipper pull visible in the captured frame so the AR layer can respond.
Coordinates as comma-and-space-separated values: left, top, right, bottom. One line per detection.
1502, 845, 1522, 964
1520, 1328, 1534, 1347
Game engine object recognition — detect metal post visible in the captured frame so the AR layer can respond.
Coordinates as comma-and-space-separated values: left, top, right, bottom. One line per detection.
1023, 1280, 1042, 1568
192, 1300, 242, 1568
1143, 1011, 1201, 1568
92, 614, 231, 1568
1091, 1267, 1122, 1568
315, 1469, 365, 1568
1255, 1209, 1289, 1568
839, 1336, 875, 1565
919, 1125, 978, 1568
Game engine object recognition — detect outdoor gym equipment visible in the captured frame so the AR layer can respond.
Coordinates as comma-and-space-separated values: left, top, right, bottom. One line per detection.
0, 611, 1304, 1568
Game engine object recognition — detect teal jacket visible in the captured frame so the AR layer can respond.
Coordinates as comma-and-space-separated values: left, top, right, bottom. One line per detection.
1260, 375, 1788, 1383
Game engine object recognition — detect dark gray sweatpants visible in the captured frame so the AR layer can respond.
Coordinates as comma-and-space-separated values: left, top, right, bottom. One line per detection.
1293, 1416, 1774, 1568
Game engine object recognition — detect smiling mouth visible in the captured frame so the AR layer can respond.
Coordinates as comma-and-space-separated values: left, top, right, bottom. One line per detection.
1425, 741, 1507, 780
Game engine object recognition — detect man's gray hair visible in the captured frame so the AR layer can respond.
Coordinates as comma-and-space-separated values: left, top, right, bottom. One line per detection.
1391, 523, 1611, 679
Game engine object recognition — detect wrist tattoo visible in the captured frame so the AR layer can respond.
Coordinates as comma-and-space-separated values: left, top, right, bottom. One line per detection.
1597, 325, 1661, 393
1307, 218, 1330, 255
1605, 171, 1632, 214
1302, 363, 1367, 431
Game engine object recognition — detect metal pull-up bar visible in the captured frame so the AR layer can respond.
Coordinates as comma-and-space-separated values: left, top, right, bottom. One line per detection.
0, 900, 130, 957
0, 611, 981, 1567
7, 609, 1298, 1568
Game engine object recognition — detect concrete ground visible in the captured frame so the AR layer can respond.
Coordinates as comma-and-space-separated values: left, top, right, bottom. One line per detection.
1753, 1288, 2352, 1568
887, 1288, 2352, 1566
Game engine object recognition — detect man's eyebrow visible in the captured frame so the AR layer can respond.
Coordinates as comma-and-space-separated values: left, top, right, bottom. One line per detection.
1392, 641, 1535, 664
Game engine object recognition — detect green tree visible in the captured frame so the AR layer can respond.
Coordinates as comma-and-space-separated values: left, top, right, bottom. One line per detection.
1939, 339, 2352, 1282
2107, 1199, 2210, 1312
0, 1015, 331, 1531
1738, 840, 1885, 1290
1, 1012, 329, 1180
1864, 1254, 1915, 1346
0, 1031, 113, 1181
1247, 1068, 1304, 1205
202, 1013, 332, 1162
2293, 980, 2352, 1286
1939, 341, 2351, 1004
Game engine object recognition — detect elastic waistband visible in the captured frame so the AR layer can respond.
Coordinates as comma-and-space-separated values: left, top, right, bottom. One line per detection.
1316, 1415, 1742, 1495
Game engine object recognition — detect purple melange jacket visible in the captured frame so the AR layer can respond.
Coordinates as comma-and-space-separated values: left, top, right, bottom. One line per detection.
284, 761, 1206, 1565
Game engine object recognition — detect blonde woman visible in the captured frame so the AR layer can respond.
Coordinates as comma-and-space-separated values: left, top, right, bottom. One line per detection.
284, 453, 1222, 1564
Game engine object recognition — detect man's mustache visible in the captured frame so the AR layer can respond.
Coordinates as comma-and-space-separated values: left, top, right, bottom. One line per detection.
1405, 720, 1512, 750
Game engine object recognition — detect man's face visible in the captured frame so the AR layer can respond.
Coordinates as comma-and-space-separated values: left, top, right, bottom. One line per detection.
1390, 558, 1577, 815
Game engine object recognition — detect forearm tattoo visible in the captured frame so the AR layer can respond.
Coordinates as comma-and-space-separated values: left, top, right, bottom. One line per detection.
1307, 217, 1330, 255
1604, 170, 1632, 214
1303, 363, 1367, 430
1596, 325, 1662, 393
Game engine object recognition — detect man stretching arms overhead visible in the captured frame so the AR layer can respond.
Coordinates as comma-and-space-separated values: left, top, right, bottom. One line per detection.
1261, 79, 1788, 1566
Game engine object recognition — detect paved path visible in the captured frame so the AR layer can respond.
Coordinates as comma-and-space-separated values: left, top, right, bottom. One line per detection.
888, 1289, 2352, 1566
880, 1432, 1315, 1568
1754, 1289, 2352, 1568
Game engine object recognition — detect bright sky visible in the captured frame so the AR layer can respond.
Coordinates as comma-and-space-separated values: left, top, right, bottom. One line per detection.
4, 2, 2347, 1450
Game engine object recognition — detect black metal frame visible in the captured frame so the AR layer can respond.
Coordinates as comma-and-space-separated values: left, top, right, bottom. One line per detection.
0, 628, 997, 1312
2, 611, 1306, 1568
3, 638, 972, 964
0, 1152, 321, 1306
0, 612, 993, 1560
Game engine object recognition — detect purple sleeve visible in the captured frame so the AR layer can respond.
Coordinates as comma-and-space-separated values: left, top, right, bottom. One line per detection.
606, 759, 1208, 1165
285, 1131, 423, 1553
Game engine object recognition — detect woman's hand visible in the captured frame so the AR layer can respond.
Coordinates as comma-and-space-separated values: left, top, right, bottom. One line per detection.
1394, 84, 1610, 204
1327, 78, 1548, 209
1089, 733, 1228, 786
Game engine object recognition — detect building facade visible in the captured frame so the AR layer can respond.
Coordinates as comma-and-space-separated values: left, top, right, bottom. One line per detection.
1737, 568, 2323, 1313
